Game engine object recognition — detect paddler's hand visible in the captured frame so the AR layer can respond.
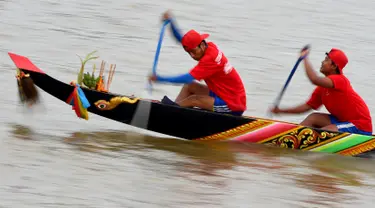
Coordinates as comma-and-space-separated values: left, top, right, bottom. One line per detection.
300, 46, 310, 59
270, 106, 281, 114
148, 74, 158, 83
162, 10, 172, 21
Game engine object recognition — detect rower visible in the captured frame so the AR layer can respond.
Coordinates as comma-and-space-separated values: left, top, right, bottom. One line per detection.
271, 47, 373, 135
148, 10, 247, 116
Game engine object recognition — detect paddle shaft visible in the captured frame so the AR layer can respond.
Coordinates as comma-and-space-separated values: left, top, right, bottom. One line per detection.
148, 19, 171, 93
152, 19, 170, 75
272, 45, 310, 108
132, 20, 171, 129
273, 57, 304, 107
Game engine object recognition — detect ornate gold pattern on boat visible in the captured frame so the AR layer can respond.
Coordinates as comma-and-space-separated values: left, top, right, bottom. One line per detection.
94, 96, 140, 110
196, 120, 273, 141
338, 139, 375, 156
262, 128, 341, 150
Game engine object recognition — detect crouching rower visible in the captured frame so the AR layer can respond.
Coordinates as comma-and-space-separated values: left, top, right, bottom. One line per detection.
271, 47, 373, 135
148, 10, 247, 116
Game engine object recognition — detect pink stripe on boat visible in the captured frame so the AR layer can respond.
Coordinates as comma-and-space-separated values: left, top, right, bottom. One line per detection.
233, 122, 298, 142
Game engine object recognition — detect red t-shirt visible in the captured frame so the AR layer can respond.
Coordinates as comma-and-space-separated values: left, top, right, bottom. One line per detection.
189, 42, 246, 112
306, 74, 372, 132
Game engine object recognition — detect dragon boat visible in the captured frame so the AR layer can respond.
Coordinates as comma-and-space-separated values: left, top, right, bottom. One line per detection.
9, 51, 375, 158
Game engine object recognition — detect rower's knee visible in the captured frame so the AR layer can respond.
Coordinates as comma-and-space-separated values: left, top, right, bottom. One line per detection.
300, 113, 330, 128
304, 112, 320, 120
179, 95, 213, 110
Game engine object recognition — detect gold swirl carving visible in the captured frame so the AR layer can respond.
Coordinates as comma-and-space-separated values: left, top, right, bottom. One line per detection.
94, 96, 140, 110
268, 127, 340, 149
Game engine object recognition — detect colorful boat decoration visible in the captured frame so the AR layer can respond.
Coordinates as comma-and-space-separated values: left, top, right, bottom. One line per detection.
8, 52, 375, 158
195, 118, 375, 156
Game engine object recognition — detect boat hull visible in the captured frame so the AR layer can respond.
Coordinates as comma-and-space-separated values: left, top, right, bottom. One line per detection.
9, 52, 375, 157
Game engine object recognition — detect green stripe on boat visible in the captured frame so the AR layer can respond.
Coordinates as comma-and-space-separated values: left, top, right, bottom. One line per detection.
310, 134, 373, 153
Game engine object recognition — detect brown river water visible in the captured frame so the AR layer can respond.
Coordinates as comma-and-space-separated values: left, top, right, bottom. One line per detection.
1, 0, 375, 207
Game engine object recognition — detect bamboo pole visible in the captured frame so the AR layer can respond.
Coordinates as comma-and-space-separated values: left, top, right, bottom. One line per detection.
106, 64, 116, 91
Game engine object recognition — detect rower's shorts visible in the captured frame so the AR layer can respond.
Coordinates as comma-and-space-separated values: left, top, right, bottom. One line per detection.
209, 91, 243, 116
329, 115, 372, 136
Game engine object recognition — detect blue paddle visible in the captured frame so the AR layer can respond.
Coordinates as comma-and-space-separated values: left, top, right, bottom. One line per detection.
131, 20, 171, 129
271, 44, 310, 113
148, 19, 171, 93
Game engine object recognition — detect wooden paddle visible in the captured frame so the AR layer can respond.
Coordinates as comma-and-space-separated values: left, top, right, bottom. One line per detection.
269, 44, 310, 116
131, 19, 171, 129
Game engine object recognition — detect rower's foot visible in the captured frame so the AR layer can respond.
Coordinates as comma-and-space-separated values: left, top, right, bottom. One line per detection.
161, 96, 179, 106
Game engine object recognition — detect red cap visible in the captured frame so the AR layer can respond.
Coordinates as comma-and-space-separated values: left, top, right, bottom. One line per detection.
326, 48, 348, 73
181, 29, 209, 51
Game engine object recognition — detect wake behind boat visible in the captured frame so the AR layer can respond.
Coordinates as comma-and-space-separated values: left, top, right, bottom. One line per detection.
8, 51, 375, 158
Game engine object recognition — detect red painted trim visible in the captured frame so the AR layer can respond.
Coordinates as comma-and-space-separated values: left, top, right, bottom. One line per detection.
8, 52, 45, 74
234, 122, 297, 142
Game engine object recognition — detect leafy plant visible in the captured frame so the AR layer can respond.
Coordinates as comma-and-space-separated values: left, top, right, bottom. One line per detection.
82, 64, 101, 89
76, 50, 99, 85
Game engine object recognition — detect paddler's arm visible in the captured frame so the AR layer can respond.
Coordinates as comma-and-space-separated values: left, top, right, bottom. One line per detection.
163, 11, 183, 42
154, 73, 194, 84
302, 52, 334, 88
271, 103, 312, 114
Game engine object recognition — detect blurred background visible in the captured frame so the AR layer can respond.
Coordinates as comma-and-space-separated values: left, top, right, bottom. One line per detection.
1, 0, 375, 207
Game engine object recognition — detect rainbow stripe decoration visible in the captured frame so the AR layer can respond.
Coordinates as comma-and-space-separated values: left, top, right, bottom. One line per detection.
66, 84, 90, 120
195, 117, 375, 157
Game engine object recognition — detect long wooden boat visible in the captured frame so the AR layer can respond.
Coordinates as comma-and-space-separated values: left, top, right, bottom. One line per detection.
8, 52, 375, 158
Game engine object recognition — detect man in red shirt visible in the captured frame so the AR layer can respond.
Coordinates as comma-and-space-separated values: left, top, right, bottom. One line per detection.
149, 11, 247, 116
271, 48, 372, 135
